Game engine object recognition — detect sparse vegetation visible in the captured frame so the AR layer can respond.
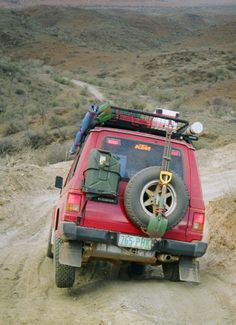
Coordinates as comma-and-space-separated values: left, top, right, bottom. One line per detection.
0, 4, 236, 325
48, 115, 66, 129
35, 143, 69, 165
3, 120, 26, 136
26, 129, 52, 149
53, 74, 72, 86
0, 138, 16, 155
0, 5, 235, 163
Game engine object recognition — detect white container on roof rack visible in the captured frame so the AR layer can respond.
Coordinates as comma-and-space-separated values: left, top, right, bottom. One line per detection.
152, 108, 180, 131
184, 122, 203, 136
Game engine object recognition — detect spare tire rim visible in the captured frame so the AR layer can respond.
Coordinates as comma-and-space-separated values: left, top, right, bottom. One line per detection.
140, 180, 177, 218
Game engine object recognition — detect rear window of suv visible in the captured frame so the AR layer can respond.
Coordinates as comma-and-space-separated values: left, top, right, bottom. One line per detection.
103, 137, 184, 180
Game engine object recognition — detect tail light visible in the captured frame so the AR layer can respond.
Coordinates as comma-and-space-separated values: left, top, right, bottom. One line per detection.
64, 193, 81, 222
192, 212, 205, 232
65, 193, 81, 212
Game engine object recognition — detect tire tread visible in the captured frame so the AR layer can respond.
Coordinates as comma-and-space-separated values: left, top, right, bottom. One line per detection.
46, 226, 53, 258
124, 166, 189, 232
54, 234, 75, 288
162, 262, 180, 281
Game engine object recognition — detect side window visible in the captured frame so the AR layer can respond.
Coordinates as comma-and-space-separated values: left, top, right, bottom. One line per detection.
64, 136, 88, 186
64, 154, 80, 187
64, 154, 81, 186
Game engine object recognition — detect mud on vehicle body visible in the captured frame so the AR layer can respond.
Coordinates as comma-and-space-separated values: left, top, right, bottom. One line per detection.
47, 107, 207, 288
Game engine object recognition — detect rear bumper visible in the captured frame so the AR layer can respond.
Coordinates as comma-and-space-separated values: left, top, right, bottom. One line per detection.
59, 222, 207, 258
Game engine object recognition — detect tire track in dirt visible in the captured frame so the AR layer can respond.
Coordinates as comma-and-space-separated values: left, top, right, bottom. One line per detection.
0, 146, 236, 324
72, 79, 105, 102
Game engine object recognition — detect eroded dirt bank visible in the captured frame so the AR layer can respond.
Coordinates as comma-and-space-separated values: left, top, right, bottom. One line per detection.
0, 144, 236, 325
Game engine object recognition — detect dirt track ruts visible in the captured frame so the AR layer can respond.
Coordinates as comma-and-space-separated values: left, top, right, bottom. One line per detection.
0, 145, 236, 325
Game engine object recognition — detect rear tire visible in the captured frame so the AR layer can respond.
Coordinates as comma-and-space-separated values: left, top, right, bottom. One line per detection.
162, 262, 180, 282
128, 263, 145, 277
54, 233, 75, 288
46, 226, 53, 258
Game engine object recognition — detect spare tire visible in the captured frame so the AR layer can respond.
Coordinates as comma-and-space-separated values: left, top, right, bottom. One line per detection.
124, 166, 189, 231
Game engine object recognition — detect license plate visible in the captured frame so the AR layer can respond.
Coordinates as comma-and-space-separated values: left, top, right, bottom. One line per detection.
118, 234, 152, 250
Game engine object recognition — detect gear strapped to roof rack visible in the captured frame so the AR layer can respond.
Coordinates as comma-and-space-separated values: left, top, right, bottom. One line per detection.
95, 106, 199, 143
70, 104, 199, 155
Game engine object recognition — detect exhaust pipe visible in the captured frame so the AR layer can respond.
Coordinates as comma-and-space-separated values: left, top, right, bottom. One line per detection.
157, 254, 179, 263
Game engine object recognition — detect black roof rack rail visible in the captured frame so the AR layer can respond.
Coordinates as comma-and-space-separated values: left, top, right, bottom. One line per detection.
111, 106, 189, 130
92, 106, 198, 143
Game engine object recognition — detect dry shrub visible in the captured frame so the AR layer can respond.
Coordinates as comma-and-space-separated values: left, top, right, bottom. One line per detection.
26, 129, 53, 149
0, 138, 16, 155
3, 120, 26, 136
35, 143, 69, 165
49, 115, 66, 129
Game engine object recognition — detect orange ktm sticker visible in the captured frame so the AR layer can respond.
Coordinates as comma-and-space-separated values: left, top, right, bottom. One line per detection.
134, 144, 151, 151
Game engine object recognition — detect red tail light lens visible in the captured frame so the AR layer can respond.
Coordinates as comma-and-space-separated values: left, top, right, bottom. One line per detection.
192, 212, 205, 232
65, 193, 81, 212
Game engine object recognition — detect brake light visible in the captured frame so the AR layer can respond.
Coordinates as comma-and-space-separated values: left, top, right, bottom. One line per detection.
106, 138, 121, 146
65, 193, 81, 212
192, 212, 205, 232
171, 150, 180, 157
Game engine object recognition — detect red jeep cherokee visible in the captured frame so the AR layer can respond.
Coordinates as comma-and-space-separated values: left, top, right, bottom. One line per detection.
47, 107, 207, 288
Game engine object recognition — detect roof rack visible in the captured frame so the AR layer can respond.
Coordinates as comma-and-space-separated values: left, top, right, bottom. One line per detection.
95, 106, 198, 143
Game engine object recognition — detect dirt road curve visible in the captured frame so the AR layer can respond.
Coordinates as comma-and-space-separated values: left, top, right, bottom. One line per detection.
0, 145, 236, 325
72, 80, 105, 102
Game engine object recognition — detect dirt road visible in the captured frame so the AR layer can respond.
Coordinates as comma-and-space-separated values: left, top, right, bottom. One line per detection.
197, 143, 236, 203
0, 144, 236, 325
72, 79, 105, 102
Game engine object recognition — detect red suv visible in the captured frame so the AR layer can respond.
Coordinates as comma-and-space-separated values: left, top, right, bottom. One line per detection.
47, 107, 207, 288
